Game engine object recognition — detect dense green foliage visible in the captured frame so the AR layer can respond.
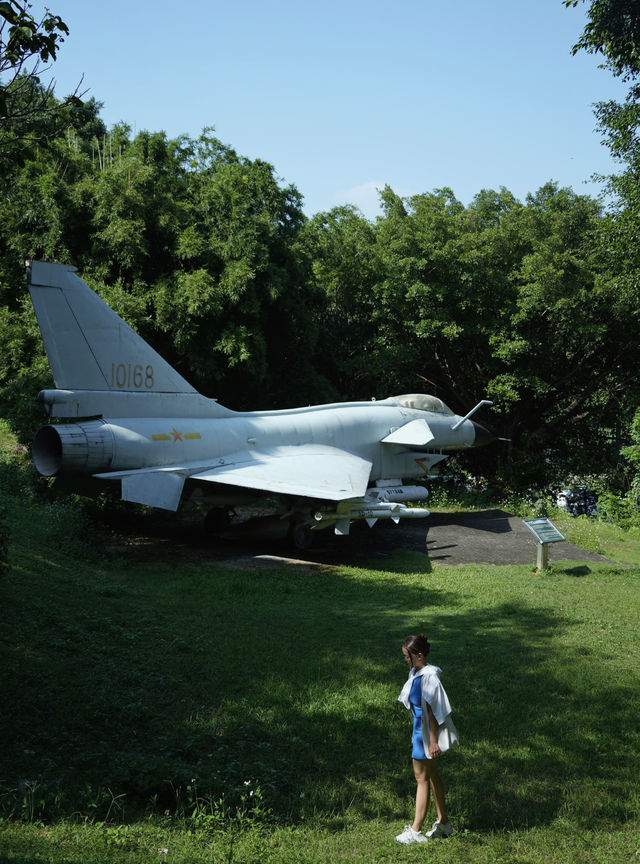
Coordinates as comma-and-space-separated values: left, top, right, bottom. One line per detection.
0, 85, 638, 492
557, 0, 640, 509
305, 183, 639, 488
597, 405, 640, 525
565, 0, 640, 80
0, 109, 330, 424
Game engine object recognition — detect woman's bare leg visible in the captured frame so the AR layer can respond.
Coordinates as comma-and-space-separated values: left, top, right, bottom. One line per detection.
411, 757, 451, 832
429, 769, 449, 824
411, 759, 431, 832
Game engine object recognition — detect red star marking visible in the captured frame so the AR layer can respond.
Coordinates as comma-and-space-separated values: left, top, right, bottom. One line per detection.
171, 427, 183, 442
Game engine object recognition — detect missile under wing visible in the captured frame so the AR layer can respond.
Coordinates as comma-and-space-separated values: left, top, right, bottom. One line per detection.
27, 261, 495, 546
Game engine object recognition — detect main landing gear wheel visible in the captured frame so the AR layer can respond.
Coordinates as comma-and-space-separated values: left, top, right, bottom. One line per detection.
289, 522, 313, 550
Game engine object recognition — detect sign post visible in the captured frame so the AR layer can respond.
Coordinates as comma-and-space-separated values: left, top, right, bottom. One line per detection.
523, 518, 566, 570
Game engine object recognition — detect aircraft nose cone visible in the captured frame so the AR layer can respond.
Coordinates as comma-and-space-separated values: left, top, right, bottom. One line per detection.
472, 421, 496, 447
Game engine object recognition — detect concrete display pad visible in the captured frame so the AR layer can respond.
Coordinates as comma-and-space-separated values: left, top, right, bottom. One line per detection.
111, 508, 613, 568
422, 509, 610, 566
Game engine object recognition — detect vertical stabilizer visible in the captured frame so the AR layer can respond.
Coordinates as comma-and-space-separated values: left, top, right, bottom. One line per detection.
27, 261, 196, 395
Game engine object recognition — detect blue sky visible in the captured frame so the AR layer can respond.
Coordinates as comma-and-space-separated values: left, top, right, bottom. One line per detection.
49, 0, 627, 218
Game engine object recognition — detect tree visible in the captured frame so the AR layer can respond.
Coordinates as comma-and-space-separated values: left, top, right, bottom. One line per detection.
355, 181, 630, 488
154, 130, 325, 407
564, 0, 640, 185
564, 0, 640, 81
0, 112, 333, 429
0, 0, 84, 155
301, 205, 379, 398
564, 0, 640, 475
621, 407, 640, 489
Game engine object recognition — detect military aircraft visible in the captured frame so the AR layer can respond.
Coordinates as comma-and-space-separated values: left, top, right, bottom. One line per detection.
27, 260, 495, 547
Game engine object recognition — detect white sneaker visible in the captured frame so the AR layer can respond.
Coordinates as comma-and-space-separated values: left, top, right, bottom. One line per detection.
425, 819, 454, 838
395, 825, 429, 844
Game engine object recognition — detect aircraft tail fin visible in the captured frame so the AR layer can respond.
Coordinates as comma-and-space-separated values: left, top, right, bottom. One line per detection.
27, 261, 196, 396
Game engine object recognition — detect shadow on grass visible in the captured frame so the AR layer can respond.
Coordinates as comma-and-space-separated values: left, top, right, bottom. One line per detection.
562, 565, 592, 577
0, 534, 637, 835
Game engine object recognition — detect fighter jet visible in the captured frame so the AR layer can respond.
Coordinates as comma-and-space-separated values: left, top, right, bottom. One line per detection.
27, 260, 495, 546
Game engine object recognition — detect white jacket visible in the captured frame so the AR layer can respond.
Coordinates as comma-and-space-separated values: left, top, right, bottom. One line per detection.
398, 663, 459, 756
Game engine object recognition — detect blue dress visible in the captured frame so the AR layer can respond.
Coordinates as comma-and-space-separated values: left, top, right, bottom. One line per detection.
409, 675, 427, 759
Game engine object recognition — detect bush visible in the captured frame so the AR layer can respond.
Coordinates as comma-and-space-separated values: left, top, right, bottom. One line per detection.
596, 491, 640, 530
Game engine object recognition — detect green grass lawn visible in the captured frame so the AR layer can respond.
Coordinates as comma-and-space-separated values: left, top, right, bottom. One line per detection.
555, 513, 640, 565
1, 437, 639, 862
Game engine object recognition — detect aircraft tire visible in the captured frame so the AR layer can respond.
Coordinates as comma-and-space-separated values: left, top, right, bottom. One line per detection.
289, 522, 313, 550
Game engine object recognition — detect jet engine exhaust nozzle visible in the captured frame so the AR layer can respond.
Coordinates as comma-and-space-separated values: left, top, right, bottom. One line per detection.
32, 421, 114, 476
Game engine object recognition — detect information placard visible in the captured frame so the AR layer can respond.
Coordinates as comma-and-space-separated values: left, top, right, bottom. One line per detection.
523, 517, 566, 544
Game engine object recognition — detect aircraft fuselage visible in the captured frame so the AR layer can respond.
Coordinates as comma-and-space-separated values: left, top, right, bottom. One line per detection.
33, 400, 481, 482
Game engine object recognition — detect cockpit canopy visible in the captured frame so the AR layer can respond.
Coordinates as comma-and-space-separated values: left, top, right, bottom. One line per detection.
385, 393, 454, 415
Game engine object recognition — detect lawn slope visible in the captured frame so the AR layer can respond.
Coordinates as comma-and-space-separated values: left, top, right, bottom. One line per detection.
0, 430, 638, 863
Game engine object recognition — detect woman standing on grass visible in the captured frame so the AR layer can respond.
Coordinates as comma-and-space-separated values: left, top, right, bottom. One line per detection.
395, 633, 458, 844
